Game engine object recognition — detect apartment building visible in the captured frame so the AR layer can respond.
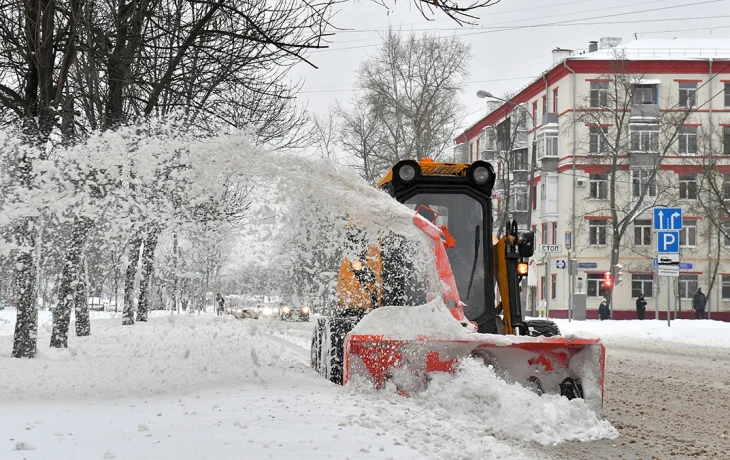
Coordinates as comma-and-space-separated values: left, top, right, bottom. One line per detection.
455, 38, 730, 318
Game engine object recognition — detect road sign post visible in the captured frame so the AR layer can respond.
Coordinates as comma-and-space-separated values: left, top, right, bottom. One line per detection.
539, 245, 562, 320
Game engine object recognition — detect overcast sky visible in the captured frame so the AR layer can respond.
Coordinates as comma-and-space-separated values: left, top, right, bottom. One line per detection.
291, 0, 730, 133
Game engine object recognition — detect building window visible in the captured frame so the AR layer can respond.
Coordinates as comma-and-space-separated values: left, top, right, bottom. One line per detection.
476, 138, 480, 155
589, 219, 608, 245
532, 185, 537, 210
631, 274, 653, 298
631, 170, 657, 198
542, 95, 547, 115
725, 82, 730, 108
469, 142, 473, 161
630, 124, 659, 152
589, 174, 608, 199
512, 149, 528, 171
553, 88, 559, 114
723, 222, 730, 247
551, 273, 557, 300
679, 174, 697, 200
679, 82, 698, 108
678, 274, 698, 299
513, 185, 529, 212
587, 273, 606, 297
679, 219, 697, 247
723, 176, 730, 201
722, 275, 730, 300
590, 81, 609, 108
589, 126, 608, 154
537, 131, 559, 159
541, 222, 547, 244
552, 222, 557, 244
724, 127, 730, 155
678, 126, 698, 156
634, 219, 651, 246
532, 101, 538, 127
633, 85, 656, 104
541, 276, 545, 300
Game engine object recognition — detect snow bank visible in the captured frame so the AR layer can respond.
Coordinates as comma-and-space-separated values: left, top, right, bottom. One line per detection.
345, 357, 616, 458
349, 297, 470, 339
553, 318, 730, 349
421, 359, 617, 445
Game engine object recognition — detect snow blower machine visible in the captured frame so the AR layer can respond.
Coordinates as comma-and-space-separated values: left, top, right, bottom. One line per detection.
311, 159, 605, 412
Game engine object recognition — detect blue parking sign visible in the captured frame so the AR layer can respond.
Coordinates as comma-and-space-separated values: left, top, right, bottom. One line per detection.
657, 231, 680, 253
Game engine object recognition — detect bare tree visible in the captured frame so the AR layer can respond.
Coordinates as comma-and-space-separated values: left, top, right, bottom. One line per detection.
484, 106, 530, 236
361, 30, 470, 166
568, 54, 697, 315
336, 100, 386, 184
677, 122, 730, 312
312, 111, 339, 162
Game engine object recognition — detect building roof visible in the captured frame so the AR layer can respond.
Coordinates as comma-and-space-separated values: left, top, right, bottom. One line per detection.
455, 38, 730, 144
578, 39, 730, 60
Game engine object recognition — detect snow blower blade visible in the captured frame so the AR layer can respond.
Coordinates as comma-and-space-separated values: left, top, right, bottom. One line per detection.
343, 330, 605, 413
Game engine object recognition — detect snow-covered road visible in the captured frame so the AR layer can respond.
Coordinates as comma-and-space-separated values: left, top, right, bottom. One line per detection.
1, 311, 619, 460
548, 319, 730, 459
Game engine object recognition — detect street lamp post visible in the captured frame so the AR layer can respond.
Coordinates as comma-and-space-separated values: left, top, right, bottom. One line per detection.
477, 90, 539, 317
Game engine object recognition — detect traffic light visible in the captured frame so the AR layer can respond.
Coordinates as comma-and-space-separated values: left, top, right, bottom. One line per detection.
603, 271, 613, 290
613, 264, 624, 285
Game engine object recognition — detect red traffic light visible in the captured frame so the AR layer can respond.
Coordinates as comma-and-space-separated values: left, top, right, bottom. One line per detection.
603, 272, 613, 289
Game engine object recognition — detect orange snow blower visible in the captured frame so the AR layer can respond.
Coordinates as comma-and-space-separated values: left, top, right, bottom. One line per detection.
311, 160, 605, 411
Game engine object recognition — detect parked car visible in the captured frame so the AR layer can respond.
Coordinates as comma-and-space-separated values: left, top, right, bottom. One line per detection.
279, 303, 310, 322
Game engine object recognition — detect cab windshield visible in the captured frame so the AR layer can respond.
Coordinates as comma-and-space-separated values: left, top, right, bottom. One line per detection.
405, 193, 487, 321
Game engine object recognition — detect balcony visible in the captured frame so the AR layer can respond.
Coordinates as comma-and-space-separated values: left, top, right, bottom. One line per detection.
536, 129, 559, 161
630, 103, 660, 121
539, 173, 559, 222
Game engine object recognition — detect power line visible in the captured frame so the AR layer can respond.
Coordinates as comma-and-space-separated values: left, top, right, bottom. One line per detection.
310, 0, 728, 54
334, 0, 679, 36
299, 76, 537, 94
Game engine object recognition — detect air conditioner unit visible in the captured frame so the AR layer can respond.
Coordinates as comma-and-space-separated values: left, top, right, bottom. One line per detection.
576, 178, 587, 187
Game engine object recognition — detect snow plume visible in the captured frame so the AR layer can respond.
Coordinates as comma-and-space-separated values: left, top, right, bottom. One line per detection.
0, 121, 429, 311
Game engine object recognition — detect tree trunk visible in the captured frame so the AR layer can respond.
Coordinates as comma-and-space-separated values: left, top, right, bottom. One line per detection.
12, 234, 38, 358
50, 216, 91, 347
12, 149, 39, 358
136, 225, 161, 322
172, 232, 178, 313
122, 234, 143, 325
74, 256, 90, 336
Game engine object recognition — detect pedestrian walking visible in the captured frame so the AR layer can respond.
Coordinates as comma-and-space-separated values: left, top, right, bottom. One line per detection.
598, 297, 611, 321
692, 288, 706, 319
216, 293, 225, 316
636, 293, 647, 320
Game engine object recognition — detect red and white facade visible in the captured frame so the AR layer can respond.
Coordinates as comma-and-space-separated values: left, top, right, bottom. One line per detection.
455, 39, 730, 319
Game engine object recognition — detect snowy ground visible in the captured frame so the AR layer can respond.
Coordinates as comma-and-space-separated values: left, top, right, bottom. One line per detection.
554, 317, 730, 349
1, 310, 620, 460
549, 318, 730, 459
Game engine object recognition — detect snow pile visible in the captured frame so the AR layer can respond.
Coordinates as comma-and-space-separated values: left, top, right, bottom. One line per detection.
1, 311, 534, 459
554, 318, 730, 349
347, 358, 616, 456
350, 297, 470, 339
422, 359, 617, 445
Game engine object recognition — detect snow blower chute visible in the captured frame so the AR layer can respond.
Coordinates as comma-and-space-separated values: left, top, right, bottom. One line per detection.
311, 159, 605, 412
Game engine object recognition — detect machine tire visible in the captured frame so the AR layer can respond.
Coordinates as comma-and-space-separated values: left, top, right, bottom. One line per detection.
524, 319, 561, 337
311, 318, 326, 371
317, 317, 358, 385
